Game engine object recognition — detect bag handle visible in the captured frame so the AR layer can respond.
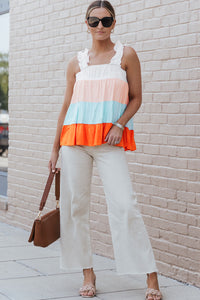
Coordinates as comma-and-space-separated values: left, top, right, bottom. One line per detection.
37, 168, 61, 219
55, 168, 60, 200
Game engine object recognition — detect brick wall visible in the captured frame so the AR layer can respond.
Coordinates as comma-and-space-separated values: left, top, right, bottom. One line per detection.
1, 0, 199, 287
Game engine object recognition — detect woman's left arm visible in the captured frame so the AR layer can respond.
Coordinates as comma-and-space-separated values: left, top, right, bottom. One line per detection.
105, 46, 142, 145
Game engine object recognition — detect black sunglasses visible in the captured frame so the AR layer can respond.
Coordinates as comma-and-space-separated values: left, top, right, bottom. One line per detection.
87, 16, 114, 28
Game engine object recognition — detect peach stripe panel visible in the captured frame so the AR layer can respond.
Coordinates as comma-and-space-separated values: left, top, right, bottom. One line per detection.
71, 78, 129, 104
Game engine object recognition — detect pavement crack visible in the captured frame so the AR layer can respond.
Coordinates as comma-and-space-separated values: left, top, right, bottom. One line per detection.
16, 260, 46, 276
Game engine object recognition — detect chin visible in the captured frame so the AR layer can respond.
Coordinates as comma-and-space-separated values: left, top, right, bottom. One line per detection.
94, 35, 110, 40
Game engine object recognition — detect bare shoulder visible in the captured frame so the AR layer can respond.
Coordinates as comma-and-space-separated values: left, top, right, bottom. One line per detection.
122, 45, 140, 70
66, 55, 80, 80
123, 45, 139, 60
67, 55, 80, 72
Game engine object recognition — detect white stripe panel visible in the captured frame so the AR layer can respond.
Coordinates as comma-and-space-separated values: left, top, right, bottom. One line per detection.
76, 64, 127, 82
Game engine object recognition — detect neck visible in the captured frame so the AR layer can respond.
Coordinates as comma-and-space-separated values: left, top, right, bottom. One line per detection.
91, 38, 114, 53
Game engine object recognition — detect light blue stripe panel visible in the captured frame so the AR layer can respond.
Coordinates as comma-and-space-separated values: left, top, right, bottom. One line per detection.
64, 101, 134, 130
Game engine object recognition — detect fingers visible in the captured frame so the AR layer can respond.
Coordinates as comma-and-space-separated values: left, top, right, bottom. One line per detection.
48, 160, 56, 173
51, 162, 56, 173
105, 125, 123, 145
105, 132, 121, 145
106, 135, 121, 145
48, 161, 52, 172
48, 150, 59, 173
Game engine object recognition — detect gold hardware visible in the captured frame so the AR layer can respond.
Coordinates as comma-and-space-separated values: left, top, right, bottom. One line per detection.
36, 210, 42, 220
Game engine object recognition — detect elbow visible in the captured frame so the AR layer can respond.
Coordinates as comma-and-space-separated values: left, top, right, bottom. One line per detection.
138, 98, 142, 109
131, 96, 142, 109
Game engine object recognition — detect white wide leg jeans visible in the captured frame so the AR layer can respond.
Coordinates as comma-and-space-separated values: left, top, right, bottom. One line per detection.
59, 143, 158, 275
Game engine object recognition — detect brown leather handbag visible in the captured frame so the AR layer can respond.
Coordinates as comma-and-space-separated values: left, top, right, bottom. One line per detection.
28, 168, 61, 247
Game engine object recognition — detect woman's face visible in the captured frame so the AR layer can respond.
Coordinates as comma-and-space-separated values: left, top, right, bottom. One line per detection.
86, 7, 116, 40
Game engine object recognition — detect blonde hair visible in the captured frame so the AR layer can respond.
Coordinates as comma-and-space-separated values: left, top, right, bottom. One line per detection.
85, 0, 115, 20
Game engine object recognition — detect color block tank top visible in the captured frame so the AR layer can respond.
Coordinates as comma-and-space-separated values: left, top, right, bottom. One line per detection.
60, 40, 136, 151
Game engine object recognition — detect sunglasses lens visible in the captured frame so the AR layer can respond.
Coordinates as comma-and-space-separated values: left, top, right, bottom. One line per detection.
87, 16, 113, 28
101, 17, 113, 27
88, 17, 99, 27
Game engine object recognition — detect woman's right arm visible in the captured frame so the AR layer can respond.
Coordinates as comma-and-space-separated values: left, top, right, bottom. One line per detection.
48, 56, 78, 172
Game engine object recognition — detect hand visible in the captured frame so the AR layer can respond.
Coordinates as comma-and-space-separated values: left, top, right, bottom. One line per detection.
48, 149, 59, 173
104, 125, 123, 146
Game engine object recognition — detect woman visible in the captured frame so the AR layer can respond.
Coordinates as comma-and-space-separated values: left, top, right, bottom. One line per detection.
48, 1, 163, 299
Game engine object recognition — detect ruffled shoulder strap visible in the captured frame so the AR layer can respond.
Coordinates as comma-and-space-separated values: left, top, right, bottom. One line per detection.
110, 40, 124, 66
77, 48, 89, 71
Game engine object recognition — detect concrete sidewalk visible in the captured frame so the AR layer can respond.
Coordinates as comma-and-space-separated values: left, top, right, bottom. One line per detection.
0, 221, 199, 300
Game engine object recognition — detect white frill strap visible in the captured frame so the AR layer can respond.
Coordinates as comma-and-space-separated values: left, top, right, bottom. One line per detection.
110, 40, 124, 66
77, 48, 89, 71
77, 40, 124, 70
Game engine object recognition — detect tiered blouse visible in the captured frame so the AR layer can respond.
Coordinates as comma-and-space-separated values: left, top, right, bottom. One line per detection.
60, 40, 136, 151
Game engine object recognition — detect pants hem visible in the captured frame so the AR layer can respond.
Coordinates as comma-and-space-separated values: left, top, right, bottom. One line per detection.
116, 268, 159, 275
60, 263, 94, 272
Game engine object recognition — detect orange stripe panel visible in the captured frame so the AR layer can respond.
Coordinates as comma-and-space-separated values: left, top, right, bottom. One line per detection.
60, 123, 136, 151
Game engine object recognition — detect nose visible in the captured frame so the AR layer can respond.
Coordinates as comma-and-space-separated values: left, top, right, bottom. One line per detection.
97, 20, 104, 29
